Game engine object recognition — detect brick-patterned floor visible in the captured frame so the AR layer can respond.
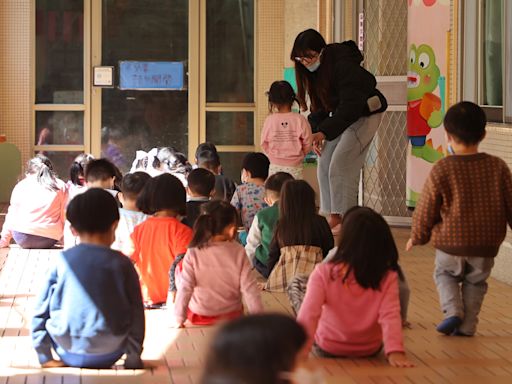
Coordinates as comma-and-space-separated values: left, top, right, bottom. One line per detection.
1, 228, 512, 383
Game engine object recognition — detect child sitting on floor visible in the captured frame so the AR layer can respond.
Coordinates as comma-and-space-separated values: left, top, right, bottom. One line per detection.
111, 172, 151, 256
173, 200, 263, 327
184, 168, 216, 228
0, 155, 67, 249
67, 153, 94, 201
230, 152, 270, 242
200, 314, 323, 384
265, 180, 334, 291
245, 172, 294, 277
64, 158, 119, 249
31, 188, 145, 369
196, 147, 237, 201
296, 206, 414, 368
131, 174, 193, 307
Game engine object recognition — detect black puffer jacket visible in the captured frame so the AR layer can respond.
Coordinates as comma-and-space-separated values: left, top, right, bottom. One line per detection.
308, 41, 387, 141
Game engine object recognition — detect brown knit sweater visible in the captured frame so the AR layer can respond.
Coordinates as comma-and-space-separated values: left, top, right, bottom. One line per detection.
411, 153, 512, 257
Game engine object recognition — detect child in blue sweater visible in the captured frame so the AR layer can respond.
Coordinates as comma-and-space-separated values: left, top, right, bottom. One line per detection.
31, 188, 145, 369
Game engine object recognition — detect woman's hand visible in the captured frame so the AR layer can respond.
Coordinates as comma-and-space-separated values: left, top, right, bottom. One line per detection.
388, 352, 415, 368
405, 239, 414, 252
312, 132, 326, 156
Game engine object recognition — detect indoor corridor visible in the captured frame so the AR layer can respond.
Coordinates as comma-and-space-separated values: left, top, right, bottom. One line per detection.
1, 229, 512, 384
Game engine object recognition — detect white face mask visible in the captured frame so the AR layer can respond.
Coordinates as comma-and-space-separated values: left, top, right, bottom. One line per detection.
306, 60, 321, 72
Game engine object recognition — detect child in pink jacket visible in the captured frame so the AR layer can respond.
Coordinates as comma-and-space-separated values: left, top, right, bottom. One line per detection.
261, 80, 312, 179
174, 200, 263, 326
0, 155, 67, 249
297, 207, 414, 368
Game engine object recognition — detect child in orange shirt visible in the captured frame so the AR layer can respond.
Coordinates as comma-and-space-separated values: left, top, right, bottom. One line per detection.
131, 174, 193, 308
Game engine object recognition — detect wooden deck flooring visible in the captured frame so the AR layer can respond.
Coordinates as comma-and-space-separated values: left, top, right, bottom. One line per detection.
2, 228, 512, 383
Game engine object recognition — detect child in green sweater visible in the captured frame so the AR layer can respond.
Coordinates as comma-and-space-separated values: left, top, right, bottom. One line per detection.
245, 172, 294, 277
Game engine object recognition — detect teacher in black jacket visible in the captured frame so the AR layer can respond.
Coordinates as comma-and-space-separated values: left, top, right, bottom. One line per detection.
291, 29, 387, 230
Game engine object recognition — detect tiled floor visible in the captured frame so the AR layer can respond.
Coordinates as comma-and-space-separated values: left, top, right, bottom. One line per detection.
2, 229, 512, 383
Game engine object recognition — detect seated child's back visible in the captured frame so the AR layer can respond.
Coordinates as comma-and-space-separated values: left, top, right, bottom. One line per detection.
196, 147, 237, 201
32, 188, 144, 369
112, 172, 150, 255
245, 172, 294, 277
131, 174, 193, 305
184, 168, 215, 228
230, 152, 270, 232
175, 200, 263, 326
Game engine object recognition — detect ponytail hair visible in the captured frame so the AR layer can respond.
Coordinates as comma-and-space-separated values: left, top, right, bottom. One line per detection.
69, 153, 94, 186
189, 200, 238, 249
26, 154, 60, 191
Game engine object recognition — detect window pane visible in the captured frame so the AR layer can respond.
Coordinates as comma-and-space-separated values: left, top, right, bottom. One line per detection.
101, 0, 189, 173
36, 151, 83, 180
483, 0, 503, 106
36, 0, 84, 104
206, 0, 254, 102
36, 111, 84, 145
206, 112, 254, 145
219, 152, 247, 184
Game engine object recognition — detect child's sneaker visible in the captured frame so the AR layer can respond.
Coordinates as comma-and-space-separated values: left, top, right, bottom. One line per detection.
436, 316, 462, 335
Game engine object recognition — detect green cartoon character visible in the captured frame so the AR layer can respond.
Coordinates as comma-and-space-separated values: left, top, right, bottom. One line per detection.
407, 44, 444, 163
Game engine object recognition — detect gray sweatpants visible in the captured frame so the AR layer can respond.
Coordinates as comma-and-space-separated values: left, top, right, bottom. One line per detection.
434, 249, 495, 335
317, 113, 382, 215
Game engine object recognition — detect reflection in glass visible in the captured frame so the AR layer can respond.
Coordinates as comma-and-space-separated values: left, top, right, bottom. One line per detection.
36, 151, 83, 180
101, 0, 189, 173
219, 152, 248, 184
206, 0, 254, 102
36, 0, 84, 103
36, 111, 84, 145
206, 112, 254, 146
483, 0, 503, 106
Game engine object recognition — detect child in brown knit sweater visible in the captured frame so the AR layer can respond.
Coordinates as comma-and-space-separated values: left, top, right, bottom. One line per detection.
407, 101, 512, 336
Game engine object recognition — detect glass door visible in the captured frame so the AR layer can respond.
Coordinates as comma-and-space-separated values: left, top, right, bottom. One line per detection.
91, 0, 194, 173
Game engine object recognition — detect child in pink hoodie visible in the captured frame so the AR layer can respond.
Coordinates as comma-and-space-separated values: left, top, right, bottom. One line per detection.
174, 200, 263, 327
0, 155, 67, 249
261, 81, 312, 179
297, 206, 414, 368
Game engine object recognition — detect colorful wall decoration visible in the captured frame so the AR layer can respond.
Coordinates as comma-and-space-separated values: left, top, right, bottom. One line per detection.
406, 0, 450, 207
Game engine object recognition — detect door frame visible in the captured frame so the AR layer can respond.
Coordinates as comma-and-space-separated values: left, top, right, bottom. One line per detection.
89, 0, 201, 160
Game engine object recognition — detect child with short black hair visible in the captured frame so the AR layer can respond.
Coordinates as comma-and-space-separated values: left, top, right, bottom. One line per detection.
32, 188, 145, 369
85, 158, 118, 190
245, 172, 294, 277
196, 148, 237, 201
174, 200, 263, 327
201, 314, 319, 384
132, 174, 193, 307
298, 206, 414, 367
111, 172, 151, 256
184, 168, 216, 228
64, 158, 119, 249
230, 152, 270, 234
261, 80, 312, 179
408, 101, 512, 337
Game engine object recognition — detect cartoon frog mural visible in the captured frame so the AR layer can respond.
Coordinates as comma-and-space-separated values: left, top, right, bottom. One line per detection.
407, 44, 444, 163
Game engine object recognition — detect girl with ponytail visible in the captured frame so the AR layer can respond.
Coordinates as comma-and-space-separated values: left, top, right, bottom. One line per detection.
260, 80, 312, 180
173, 200, 263, 327
0, 155, 67, 249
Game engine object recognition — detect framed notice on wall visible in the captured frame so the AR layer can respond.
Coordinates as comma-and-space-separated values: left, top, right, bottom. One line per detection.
119, 61, 185, 90
93, 66, 114, 87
